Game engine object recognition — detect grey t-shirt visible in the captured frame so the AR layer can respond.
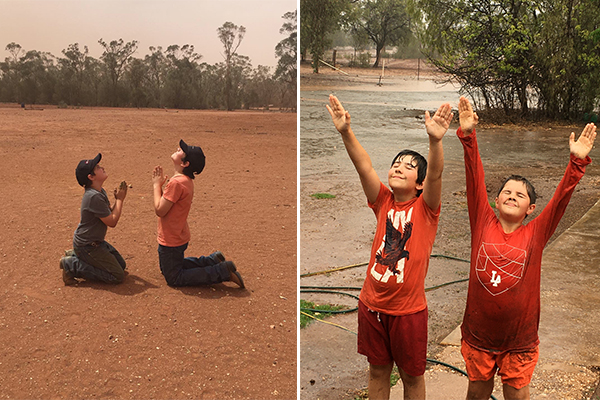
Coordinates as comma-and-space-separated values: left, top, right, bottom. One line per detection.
72, 188, 112, 248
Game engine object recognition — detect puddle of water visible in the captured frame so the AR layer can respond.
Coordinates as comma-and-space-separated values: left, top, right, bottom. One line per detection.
301, 85, 592, 181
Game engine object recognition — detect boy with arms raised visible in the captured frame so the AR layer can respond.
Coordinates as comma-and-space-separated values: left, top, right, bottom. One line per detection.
456, 96, 596, 400
327, 95, 453, 399
152, 139, 244, 288
60, 153, 128, 284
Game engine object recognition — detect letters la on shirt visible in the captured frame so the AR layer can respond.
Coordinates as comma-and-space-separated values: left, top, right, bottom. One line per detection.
359, 182, 440, 316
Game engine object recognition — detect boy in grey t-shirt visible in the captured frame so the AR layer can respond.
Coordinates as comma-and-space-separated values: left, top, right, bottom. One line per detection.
60, 153, 128, 285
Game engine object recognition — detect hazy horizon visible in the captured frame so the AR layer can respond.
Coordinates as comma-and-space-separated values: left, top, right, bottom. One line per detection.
0, 0, 296, 68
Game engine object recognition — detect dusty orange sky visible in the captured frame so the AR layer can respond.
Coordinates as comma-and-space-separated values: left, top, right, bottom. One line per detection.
0, 0, 296, 67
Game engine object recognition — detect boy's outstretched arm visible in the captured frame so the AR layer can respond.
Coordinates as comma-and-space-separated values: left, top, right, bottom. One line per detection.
422, 103, 453, 210
570, 123, 597, 159
458, 96, 479, 136
326, 94, 380, 204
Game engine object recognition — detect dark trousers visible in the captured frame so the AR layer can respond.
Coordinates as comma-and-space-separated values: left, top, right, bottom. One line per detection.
63, 241, 126, 283
158, 243, 230, 286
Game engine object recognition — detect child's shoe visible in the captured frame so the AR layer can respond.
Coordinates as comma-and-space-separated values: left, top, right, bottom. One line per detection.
59, 257, 77, 286
225, 261, 245, 289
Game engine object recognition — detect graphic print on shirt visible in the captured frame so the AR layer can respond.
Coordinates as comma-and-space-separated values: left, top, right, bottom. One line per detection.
370, 207, 413, 284
476, 242, 527, 296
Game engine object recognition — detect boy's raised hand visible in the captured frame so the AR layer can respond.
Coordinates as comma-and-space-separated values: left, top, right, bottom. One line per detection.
326, 94, 351, 134
114, 180, 128, 200
570, 123, 597, 159
152, 166, 168, 187
458, 96, 479, 134
425, 103, 453, 141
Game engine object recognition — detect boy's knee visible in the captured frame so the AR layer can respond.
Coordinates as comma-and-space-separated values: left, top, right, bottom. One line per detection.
369, 363, 393, 381
164, 274, 180, 287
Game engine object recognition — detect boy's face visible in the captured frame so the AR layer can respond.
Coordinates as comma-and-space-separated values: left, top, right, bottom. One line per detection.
171, 147, 190, 170
495, 179, 536, 222
171, 147, 186, 164
387, 155, 423, 195
89, 164, 108, 185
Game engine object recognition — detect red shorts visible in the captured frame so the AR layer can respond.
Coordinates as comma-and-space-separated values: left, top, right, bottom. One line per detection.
461, 340, 539, 389
357, 300, 428, 376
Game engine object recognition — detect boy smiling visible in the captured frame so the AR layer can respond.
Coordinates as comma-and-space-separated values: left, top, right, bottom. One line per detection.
326, 94, 453, 399
456, 96, 596, 399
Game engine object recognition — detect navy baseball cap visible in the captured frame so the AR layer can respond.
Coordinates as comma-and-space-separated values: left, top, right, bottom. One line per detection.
180, 139, 205, 174
76, 153, 102, 186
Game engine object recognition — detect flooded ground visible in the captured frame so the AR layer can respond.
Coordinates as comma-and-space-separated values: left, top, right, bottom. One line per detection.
300, 67, 600, 399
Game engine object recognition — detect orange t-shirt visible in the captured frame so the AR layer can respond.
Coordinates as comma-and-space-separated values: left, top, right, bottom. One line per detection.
157, 174, 193, 247
359, 182, 440, 316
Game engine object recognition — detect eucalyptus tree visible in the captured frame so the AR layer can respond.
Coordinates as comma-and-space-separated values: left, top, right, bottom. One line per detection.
350, 0, 412, 68
58, 43, 93, 106
164, 44, 203, 109
275, 10, 297, 110
98, 38, 138, 106
217, 22, 246, 110
144, 46, 168, 108
300, 0, 349, 72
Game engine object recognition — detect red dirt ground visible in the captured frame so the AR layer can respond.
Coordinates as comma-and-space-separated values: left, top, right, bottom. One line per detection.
0, 105, 297, 399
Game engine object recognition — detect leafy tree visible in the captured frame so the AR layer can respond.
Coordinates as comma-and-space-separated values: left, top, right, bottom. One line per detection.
19, 50, 56, 104
144, 46, 167, 108
300, 0, 348, 72
98, 38, 138, 106
533, 0, 600, 118
275, 10, 297, 109
164, 44, 203, 109
410, 0, 540, 116
217, 22, 246, 111
350, 0, 412, 67
411, 0, 600, 119
58, 43, 93, 105
126, 58, 150, 107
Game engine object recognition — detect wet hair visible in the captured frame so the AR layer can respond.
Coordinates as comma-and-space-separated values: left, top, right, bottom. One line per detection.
390, 149, 428, 197
497, 175, 537, 205
181, 154, 196, 179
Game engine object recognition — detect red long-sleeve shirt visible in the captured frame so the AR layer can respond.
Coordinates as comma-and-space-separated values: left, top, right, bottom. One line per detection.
458, 127, 590, 352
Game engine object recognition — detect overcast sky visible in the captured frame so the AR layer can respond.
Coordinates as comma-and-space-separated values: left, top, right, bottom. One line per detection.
0, 0, 296, 67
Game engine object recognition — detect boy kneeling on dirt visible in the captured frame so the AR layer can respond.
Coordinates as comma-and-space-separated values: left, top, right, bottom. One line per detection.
151, 139, 244, 288
456, 96, 596, 400
326, 94, 453, 399
60, 154, 128, 285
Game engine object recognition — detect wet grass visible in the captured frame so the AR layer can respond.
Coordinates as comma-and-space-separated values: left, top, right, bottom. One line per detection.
300, 299, 346, 328
310, 192, 336, 199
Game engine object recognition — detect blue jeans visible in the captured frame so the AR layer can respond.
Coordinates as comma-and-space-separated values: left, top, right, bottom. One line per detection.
63, 241, 126, 283
158, 243, 230, 286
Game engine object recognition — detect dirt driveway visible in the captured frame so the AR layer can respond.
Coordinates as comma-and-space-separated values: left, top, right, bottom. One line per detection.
0, 105, 297, 399
300, 64, 600, 399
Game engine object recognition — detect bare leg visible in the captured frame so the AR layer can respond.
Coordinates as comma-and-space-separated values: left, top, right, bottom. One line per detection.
369, 362, 394, 400
466, 376, 494, 400
398, 367, 425, 400
503, 383, 530, 400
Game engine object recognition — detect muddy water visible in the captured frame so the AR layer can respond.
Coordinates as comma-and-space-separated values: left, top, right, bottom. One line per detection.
301, 81, 583, 182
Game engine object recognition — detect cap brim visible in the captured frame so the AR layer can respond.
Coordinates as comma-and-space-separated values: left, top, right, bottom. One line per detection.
179, 139, 189, 154
90, 153, 102, 169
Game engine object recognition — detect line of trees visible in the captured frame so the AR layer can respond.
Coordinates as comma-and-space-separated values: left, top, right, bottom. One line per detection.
301, 0, 600, 120
0, 13, 297, 111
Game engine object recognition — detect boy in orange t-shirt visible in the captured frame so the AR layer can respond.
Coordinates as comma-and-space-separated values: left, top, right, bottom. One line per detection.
327, 95, 453, 399
151, 139, 244, 288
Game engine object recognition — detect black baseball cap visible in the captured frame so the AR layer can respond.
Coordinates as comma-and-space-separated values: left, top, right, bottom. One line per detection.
76, 153, 102, 186
179, 139, 205, 174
